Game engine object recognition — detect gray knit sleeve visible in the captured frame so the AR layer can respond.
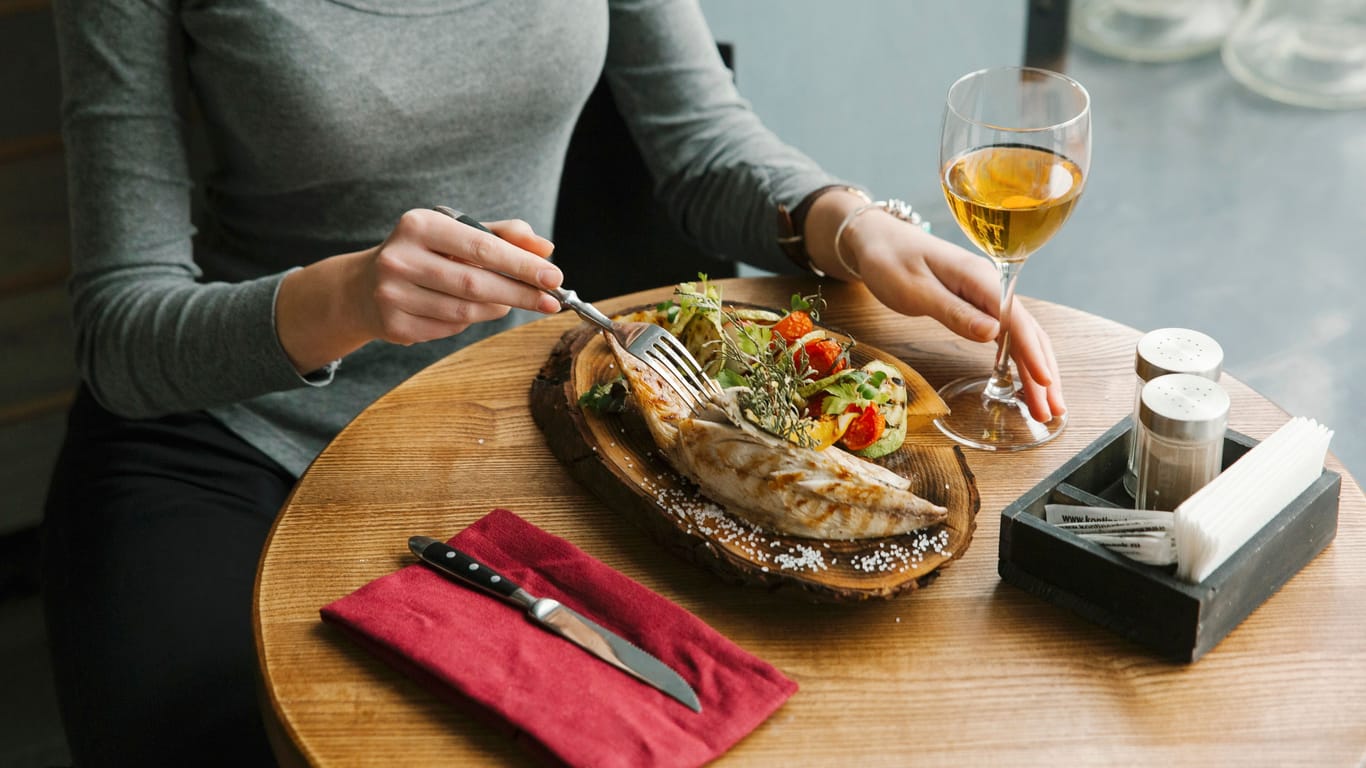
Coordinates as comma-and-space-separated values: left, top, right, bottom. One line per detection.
604, 0, 848, 273
53, 0, 325, 418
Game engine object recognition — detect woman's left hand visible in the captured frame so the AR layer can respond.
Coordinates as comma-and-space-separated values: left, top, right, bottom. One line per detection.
803, 190, 1065, 423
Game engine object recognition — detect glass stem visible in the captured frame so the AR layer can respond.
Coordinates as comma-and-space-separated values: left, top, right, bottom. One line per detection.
985, 260, 1023, 403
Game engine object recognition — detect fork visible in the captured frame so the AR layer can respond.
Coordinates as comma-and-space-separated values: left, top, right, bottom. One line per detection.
432, 206, 723, 412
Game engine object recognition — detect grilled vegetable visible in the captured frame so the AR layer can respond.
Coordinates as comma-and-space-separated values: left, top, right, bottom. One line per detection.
850, 360, 908, 459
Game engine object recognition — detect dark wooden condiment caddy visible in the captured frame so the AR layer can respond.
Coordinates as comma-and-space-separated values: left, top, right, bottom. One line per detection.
999, 418, 1341, 662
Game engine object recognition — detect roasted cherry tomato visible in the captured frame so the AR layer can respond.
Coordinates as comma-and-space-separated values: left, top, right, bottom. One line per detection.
797, 338, 846, 379
839, 403, 885, 452
771, 310, 813, 345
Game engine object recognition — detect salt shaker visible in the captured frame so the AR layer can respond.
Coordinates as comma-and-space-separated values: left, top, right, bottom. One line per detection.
1124, 328, 1224, 496
1134, 374, 1230, 512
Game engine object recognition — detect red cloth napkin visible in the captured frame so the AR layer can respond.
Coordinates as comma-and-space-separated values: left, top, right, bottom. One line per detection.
320, 508, 797, 767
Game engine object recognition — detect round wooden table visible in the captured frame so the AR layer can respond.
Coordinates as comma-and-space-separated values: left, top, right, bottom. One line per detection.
254, 276, 1366, 766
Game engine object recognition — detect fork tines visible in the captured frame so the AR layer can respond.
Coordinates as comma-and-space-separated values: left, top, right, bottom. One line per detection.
640, 332, 722, 413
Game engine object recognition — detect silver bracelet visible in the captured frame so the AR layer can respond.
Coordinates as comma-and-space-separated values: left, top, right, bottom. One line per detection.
832, 198, 931, 279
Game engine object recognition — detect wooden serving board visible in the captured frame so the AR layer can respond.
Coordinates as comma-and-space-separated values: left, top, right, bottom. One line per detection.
529, 305, 981, 602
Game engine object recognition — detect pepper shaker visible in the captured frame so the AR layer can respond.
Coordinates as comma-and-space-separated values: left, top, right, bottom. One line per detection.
1134, 374, 1230, 512
1125, 328, 1224, 496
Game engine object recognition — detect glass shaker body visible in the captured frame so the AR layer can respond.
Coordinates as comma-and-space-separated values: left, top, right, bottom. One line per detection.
1134, 374, 1230, 512
1125, 329, 1224, 497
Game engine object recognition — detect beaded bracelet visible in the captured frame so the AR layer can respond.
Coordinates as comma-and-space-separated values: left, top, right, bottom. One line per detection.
832, 198, 931, 279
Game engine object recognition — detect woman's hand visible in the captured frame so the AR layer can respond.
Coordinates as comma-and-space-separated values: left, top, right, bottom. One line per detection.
804, 190, 1065, 423
276, 208, 563, 374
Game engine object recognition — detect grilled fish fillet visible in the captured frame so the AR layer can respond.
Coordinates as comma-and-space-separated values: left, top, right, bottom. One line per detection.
607, 335, 947, 539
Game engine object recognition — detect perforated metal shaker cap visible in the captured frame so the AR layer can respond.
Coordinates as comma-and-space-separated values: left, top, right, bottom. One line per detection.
1139, 374, 1230, 442
1134, 328, 1224, 382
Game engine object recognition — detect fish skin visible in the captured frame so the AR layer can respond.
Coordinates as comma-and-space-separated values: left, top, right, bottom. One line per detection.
606, 335, 947, 540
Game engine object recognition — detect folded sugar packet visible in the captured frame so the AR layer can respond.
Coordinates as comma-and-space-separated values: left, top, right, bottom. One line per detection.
1078, 531, 1177, 566
1045, 505, 1174, 529
320, 509, 797, 768
1045, 504, 1176, 565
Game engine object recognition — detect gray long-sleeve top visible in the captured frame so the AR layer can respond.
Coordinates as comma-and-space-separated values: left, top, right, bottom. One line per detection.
54, 0, 838, 476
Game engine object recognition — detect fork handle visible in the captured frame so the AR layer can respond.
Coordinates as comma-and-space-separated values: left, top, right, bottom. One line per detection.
550, 288, 614, 332
432, 206, 614, 332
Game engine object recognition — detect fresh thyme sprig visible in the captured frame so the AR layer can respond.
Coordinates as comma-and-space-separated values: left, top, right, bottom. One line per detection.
714, 308, 822, 448
653, 279, 852, 448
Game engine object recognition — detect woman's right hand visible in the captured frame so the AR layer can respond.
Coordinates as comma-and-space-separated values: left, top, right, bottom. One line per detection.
276, 208, 564, 374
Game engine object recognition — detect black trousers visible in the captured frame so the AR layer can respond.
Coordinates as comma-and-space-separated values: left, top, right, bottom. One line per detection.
40, 387, 292, 767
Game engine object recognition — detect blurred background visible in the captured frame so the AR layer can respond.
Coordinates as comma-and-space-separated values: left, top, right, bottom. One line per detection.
703, 0, 1363, 487
2, 1, 1360, 764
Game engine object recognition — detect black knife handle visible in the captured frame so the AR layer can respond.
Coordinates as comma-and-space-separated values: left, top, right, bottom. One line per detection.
408, 536, 530, 607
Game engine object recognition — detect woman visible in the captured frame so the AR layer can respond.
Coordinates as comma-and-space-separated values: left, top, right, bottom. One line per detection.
43, 1, 1063, 764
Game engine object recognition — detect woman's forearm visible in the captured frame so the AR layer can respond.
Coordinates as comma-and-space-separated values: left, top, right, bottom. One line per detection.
275, 251, 376, 376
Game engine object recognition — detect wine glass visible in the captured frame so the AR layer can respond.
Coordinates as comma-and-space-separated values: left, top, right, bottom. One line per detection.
934, 66, 1091, 451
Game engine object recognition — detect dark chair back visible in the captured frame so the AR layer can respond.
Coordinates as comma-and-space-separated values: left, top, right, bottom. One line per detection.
552, 44, 739, 302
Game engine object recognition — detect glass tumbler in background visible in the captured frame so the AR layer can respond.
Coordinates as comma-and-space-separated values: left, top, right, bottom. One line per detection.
1071, 0, 1245, 62
1222, 0, 1366, 109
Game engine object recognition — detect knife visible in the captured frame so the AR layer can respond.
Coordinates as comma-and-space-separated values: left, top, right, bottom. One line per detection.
407, 535, 702, 713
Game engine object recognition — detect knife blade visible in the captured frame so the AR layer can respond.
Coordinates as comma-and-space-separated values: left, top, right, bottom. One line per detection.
408, 535, 702, 713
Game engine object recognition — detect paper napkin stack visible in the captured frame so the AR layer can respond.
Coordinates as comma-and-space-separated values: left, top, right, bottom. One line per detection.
1173, 417, 1333, 583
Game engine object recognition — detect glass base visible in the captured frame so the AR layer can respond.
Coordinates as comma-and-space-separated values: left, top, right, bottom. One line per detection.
934, 375, 1067, 452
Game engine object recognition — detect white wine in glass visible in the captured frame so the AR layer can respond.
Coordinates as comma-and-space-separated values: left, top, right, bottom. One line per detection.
935, 67, 1091, 451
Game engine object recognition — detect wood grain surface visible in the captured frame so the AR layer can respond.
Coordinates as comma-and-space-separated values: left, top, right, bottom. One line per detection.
255, 276, 1366, 767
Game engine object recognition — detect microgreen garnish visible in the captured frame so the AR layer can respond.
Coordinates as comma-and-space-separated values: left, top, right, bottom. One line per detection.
655, 300, 681, 325
715, 368, 747, 389
666, 274, 723, 336
577, 377, 628, 413
789, 289, 826, 321
819, 370, 889, 415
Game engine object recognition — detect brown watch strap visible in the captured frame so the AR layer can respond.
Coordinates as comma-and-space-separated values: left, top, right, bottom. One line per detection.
776, 185, 869, 275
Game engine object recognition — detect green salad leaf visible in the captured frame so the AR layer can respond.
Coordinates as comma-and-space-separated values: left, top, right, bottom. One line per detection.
577, 376, 628, 413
